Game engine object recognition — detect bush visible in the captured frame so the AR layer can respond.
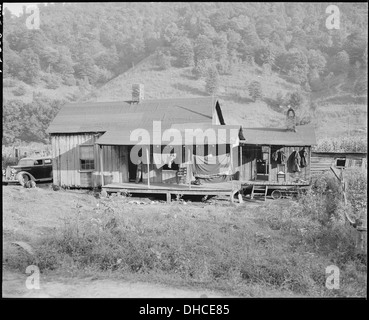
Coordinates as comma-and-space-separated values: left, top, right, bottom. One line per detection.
13, 85, 27, 96
155, 51, 171, 70
248, 81, 262, 101
3, 78, 17, 87
43, 73, 62, 89
205, 66, 219, 94
63, 74, 77, 86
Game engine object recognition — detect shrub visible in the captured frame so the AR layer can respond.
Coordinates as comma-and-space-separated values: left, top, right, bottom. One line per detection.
288, 91, 304, 110
155, 51, 171, 70
12, 85, 27, 96
3, 78, 17, 87
248, 81, 262, 101
63, 74, 77, 86
43, 73, 62, 89
205, 66, 219, 95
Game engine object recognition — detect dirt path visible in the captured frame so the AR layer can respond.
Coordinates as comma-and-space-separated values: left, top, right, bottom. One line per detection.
2, 270, 230, 298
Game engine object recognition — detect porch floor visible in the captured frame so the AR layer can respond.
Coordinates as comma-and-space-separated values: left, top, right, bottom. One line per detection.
240, 180, 310, 187
102, 181, 241, 202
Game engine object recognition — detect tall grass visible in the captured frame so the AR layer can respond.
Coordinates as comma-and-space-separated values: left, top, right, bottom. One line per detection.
314, 135, 367, 153
6, 167, 364, 297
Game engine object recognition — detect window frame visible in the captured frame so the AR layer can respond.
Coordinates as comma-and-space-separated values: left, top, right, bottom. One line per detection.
79, 145, 95, 172
336, 158, 346, 168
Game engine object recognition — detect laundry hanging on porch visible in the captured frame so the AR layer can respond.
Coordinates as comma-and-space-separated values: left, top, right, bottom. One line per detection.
272, 149, 286, 164
153, 151, 178, 169
192, 153, 233, 177
292, 150, 301, 172
280, 150, 286, 164
300, 147, 308, 168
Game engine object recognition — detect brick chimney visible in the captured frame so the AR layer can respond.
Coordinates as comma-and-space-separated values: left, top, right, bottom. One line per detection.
132, 84, 144, 103
286, 107, 296, 131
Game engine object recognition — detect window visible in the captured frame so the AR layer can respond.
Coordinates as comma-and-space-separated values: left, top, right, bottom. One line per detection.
44, 159, 52, 164
18, 159, 34, 166
336, 158, 346, 168
34, 160, 43, 165
80, 145, 94, 170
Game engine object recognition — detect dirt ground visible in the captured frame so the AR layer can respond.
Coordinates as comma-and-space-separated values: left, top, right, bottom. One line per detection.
2, 269, 227, 298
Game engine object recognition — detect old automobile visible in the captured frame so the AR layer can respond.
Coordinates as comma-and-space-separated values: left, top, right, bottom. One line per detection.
2, 157, 53, 185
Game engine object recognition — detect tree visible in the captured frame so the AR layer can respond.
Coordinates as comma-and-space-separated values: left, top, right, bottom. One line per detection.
95, 46, 119, 72
54, 46, 74, 76
307, 49, 326, 74
248, 81, 263, 101
213, 33, 228, 61
255, 44, 276, 66
163, 22, 180, 44
194, 35, 214, 65
331, 50, 350, 74
3, 100, 25, 145
156, 51, 171, 70
353, 74, 367, 96
227, 29, 242, 53
192, 59, 213, 79
288, 91, 304, 109
205, 66, 219, 95
344, 30, 367, 65
241, 24, 261, 49
363, 47, 368, 68
74, 52, 98, 84
3, 46, 24, 78
172, 37, 194, 67
210, 11, 229, 32
20, 48, 41, 84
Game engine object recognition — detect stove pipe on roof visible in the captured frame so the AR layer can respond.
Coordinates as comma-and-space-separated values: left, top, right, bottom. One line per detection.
132, 84, 144, 103
286, 107, 296, 132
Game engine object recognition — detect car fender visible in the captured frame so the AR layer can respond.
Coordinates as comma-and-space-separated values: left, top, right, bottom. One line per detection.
16, 171, 36, 182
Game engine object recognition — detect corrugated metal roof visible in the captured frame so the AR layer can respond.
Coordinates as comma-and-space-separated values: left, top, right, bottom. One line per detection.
241, 125, 316, 146
47, 97, 219, 134
96, 123, 242, 146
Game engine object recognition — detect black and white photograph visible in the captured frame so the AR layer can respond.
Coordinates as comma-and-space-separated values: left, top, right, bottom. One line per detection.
1, 1, 367, 305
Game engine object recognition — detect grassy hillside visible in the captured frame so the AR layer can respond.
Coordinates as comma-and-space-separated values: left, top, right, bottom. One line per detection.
3, 55, 367, 142
82, 56, 367, 140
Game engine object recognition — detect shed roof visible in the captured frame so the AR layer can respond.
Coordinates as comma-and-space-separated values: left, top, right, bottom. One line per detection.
241, 125, 316, 146
47, 97, 222, 134
311, 151, 367, 158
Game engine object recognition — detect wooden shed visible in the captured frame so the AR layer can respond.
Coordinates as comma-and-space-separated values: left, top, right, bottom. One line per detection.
311, 151, 367, 174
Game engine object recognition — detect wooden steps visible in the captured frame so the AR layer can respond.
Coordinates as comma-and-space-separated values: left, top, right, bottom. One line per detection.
250, 185, 268, 201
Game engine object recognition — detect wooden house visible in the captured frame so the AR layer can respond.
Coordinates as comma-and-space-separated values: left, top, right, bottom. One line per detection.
239, 108, 317, 186
47, 89, 243, 193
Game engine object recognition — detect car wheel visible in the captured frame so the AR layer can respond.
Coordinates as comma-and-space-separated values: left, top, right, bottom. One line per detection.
18, 174, 30, 186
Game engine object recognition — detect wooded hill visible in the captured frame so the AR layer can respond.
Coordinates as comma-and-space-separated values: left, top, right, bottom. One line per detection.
3, 2, 368, 145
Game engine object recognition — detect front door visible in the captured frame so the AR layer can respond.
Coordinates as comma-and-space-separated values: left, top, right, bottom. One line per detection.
255, 146, 269, 181
128, 146, 137, 182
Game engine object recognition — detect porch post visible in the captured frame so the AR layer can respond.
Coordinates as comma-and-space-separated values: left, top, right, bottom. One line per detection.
188, 147, 191, 190
239, 145, 242, 180
99, 145, 104, 187
146, 146, 150, 188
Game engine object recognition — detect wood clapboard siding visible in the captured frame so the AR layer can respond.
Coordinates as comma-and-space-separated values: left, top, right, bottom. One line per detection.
51, 134, 129, 188
310, 157, 333, 174
310, 155, 366, 173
